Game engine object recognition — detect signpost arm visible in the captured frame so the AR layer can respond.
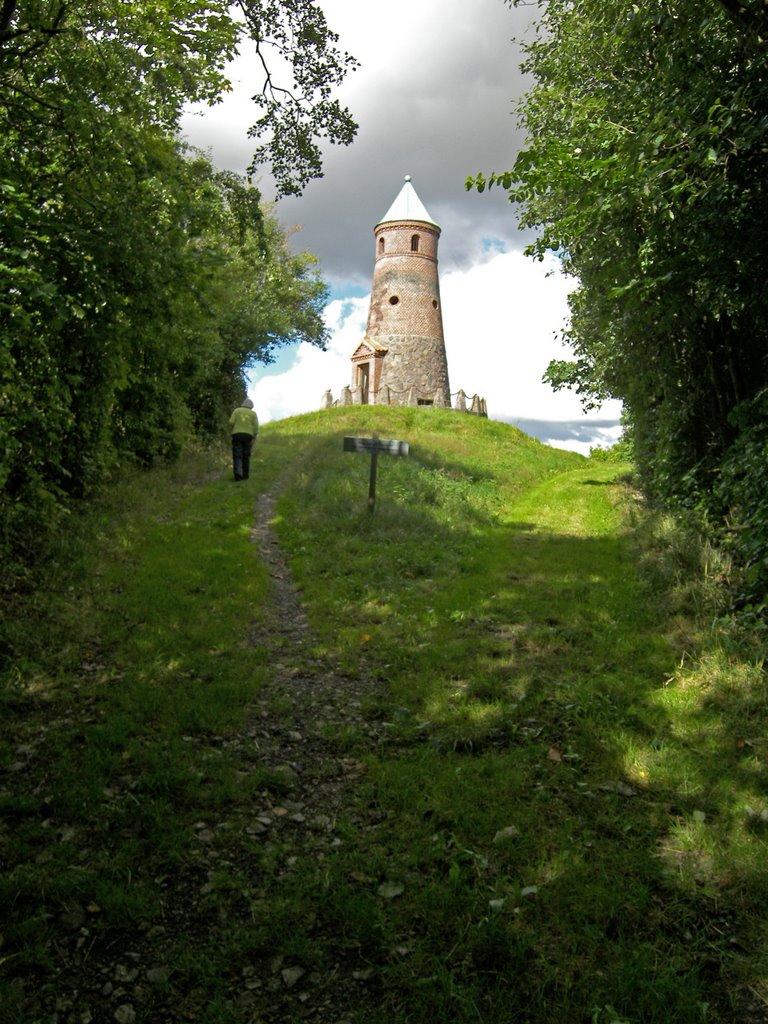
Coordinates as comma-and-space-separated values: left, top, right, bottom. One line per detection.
342, 433, 408, 512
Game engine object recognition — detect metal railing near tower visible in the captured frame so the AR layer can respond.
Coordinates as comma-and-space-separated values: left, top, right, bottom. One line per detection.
321, 386, 487, 417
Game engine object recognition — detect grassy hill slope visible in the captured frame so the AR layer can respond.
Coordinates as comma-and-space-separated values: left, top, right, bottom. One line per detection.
262, 406, 584, 686
1, 407, 767, 1023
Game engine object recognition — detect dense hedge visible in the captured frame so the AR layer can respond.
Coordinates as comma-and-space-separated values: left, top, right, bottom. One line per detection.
714, 388, 768, 613
470, 0, 768, 612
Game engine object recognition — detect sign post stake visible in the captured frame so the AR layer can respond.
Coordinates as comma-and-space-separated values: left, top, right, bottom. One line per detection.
368, 434, 379, 511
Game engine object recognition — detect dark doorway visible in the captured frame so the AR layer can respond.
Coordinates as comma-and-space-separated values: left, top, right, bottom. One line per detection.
357, 363, 370, 404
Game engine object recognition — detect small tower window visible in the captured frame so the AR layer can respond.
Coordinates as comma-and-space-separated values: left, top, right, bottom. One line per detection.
432, 300, 438, 309
411, 234, 420, 252
389, 295, 399, 305
378, 237, 385, 254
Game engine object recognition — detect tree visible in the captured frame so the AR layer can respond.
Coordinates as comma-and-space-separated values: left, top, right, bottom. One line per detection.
0, 0, 358, 196
0, 1, 352, 574
470, 3, 767, 486
182, 172, 330, 437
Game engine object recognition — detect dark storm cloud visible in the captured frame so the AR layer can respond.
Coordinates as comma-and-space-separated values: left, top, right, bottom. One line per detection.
181, 0, 540, 287
272, 0, 539, 286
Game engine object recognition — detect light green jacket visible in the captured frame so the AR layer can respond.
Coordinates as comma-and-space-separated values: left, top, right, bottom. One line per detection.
229, 407, 259, 436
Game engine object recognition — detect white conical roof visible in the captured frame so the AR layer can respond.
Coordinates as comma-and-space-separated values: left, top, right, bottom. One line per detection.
378, 175, 439, 227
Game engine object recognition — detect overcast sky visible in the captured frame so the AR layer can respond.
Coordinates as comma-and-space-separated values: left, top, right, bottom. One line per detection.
180, 0, 622, 452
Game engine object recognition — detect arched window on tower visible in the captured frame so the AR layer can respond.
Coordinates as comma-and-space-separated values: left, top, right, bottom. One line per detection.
378, 237, 385, 254
411, 234, 420, 252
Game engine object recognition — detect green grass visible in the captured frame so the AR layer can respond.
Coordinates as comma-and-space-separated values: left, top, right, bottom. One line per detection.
0, 445, 278, 1012
1, 407, 767, 1023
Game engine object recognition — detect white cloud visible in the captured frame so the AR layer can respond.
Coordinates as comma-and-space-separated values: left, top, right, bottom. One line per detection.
442, 251, 614, 422
249, 296, 367, 422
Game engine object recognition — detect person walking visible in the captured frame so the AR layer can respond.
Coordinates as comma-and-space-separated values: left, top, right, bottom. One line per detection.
229, 398, 259, 481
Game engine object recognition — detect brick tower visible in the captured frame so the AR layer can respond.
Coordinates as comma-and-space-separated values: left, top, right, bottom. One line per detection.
350, 176, 451, 407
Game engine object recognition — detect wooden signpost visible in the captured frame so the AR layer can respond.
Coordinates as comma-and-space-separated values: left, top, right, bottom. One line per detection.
343, 434, 409, 510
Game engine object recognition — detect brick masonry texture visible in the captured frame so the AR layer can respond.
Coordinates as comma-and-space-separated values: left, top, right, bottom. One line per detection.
360, 218, 451, 406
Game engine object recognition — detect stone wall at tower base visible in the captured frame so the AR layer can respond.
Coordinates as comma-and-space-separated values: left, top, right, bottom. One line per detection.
321, 387, 488, 417
370, 334, 451, 408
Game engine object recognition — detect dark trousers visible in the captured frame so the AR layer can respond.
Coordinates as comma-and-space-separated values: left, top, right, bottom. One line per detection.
232, 433, 254, 480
